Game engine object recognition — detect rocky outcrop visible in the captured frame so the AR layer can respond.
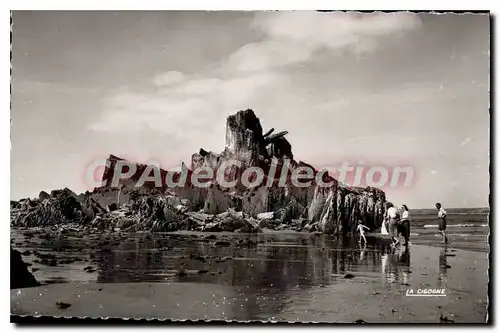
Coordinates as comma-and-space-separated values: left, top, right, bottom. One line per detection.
185, 109, 386, 234
203, 210, 259, 233
307, 185, 385, 234
225, 109, 266, 165
11, 247, 39, 289
203, 185, 241, 214
11, 109, 386, 236
38, 191, 50, 201
11, 188, 106, 228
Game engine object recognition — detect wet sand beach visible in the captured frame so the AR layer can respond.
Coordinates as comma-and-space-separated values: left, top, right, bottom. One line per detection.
11, 227, 488, 323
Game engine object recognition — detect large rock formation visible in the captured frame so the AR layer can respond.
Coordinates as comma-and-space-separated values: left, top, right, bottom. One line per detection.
183, 109, 386, 233
11, 109, 386, 236
10, 188, 105, 228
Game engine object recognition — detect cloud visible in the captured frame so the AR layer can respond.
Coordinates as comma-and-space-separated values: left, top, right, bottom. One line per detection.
227, 39, 313, 72
89, 71, 278, 142
90, 12, 422, 136
152, 71, 186, 86
228, 12, 421, 72
251, 11, 422, 59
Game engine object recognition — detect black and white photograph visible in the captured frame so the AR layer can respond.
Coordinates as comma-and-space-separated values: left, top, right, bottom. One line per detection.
9, 10, 491, 323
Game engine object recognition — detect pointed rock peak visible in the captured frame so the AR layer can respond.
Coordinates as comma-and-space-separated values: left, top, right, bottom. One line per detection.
108, 154, 125, 161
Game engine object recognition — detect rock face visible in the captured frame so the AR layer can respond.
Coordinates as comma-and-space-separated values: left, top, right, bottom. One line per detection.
225, 109, 266, 165
184, 109, 386, 233
308, 185, 385, 234
11, 109, 386, 236
11, 188, 105, 228
11, 247, 39, 289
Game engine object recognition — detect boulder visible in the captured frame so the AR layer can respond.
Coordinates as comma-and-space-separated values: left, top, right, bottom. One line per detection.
275, 198, 306, 223
202, 211, 258, 233
257, 212, 274, 220
185, 211, 214, 224
203, 185, 233, 214
12, 191, 86, 227
38, 191, 50, 201
11, 247, 39, 289
107, 203, 118, 212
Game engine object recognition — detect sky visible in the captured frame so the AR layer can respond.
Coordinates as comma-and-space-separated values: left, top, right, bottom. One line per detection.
11, 11, 490, 208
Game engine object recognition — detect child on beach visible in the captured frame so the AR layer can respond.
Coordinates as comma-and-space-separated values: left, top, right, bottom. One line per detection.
357, 221, 370, 244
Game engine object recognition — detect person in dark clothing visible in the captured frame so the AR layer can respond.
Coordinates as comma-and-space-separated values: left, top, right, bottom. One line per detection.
399, 204, 410, 245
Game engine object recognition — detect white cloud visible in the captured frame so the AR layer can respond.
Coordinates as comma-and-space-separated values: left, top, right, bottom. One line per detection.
90, 12, 422, 135
153, 71, 186, 86
249, 11, 422, 63
227, 40, 313, 72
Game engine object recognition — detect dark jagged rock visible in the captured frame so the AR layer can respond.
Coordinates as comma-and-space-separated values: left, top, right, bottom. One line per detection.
11, 247, 39, 289
274, 198, 307, 223
11, 108, 387, 236
107, 203, 118, 212
20, 198, 38, 210
203, 185, 233, 214
199, 148, 210, 157
187, 109, 386, 234
92, 190, 203, 232
264, 130, 288, 143
38, 191, 50, 201
263, 128, 275, 138
309, 185, 385, 234
56, 302, 72, 310
267, 136, 293, 159
11, 189, 106, 228
225, 108, 265, 161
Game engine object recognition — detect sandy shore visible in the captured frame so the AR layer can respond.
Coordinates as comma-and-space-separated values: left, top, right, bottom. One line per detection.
11, 244, 488, 323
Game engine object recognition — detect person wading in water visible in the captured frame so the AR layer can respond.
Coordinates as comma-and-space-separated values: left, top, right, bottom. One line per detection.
435, 202, 448, 243
385, 202, 401, 247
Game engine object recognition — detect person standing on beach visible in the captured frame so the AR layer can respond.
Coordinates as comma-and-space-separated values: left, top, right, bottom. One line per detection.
435, 202, 448, 243
385, 202, 400, 247
399, 205, 410, 245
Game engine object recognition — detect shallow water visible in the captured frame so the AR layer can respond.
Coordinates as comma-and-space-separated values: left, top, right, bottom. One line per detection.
11, 228, 489, 322
12, 229, 412, 286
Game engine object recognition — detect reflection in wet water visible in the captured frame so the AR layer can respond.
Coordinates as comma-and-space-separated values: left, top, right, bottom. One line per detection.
89, 233, 412, 320
13, 231, 416, 321
92, 234, 408, 285
11, 227, 490, 323
382, 245, 411, 284
438, 246, 449, 287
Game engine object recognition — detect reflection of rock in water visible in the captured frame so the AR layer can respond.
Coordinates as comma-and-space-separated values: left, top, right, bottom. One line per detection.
92, 234, 409, 320
95, 236, 170, 283
438, 247, 448, 286
226, 235, 399, 320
